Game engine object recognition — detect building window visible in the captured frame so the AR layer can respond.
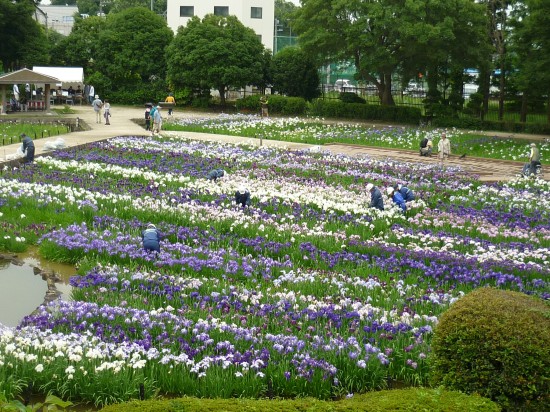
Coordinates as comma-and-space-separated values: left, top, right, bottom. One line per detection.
257, 34, 262, 43
251, 7, 262, 19
214, 6, 229, 16
180, 6, 194, 17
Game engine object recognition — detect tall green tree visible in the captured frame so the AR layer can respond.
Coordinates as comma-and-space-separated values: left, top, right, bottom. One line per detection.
0, 0, 50, 70
92, 7, 172, 95
271, 46, 320, 100
53, 16, 106, 72
166, 14, 265, 106
294, 0, 487, 106
511, 0, 550, 122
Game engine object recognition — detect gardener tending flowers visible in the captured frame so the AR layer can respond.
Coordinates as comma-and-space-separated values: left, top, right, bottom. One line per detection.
142, 223, 161, 253
366, 183, 384, 211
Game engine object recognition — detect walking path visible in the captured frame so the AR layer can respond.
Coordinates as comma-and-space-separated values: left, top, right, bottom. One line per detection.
0, 106, 546, 182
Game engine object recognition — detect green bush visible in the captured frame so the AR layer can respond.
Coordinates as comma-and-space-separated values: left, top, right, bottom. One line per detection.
99, 389, 500, 411
235, 95, 262, 112
339, 92, 366, 104
431, 288, 549, 411
431, 116, 550, 134
235, 95, 307, 116
308, 99, 421, 124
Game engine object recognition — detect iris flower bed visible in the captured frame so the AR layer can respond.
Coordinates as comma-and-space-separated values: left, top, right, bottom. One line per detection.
0, 132, 548, 407
163, 113, 550, 161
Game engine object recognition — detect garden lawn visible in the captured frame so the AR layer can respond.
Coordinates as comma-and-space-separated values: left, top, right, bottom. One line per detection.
163, 113, 550, 161
0, 130, 548, 407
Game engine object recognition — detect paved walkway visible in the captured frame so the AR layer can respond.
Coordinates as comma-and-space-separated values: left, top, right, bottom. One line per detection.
0, 106, 546, 182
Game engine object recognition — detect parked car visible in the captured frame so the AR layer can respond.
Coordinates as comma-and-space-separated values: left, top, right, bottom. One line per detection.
334, 79, 357, 93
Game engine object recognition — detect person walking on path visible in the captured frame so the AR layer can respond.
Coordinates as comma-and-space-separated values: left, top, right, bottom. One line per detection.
103, 99, 111, 125
152, 105, 162, 135
438, 133, 451, 162
87, 85, 95, 104
366, 183, 384, 211
144, 105, 152, 131
529, 143, 541, 175
92, 95, 103, 124
20, 133, 35, 163
165, 94, 175, 115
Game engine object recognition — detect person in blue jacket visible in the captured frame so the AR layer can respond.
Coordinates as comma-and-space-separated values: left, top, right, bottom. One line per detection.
235, 185, 251, 208
21, 133, 35, 163
142, 223, 161, 253
387, 187, 406, 212
207, 169, 225, 181
366, 183, 384, 211
395, 184, 415, 202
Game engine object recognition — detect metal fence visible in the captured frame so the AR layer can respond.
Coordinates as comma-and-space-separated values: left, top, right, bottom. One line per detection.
319, 85, 549, 124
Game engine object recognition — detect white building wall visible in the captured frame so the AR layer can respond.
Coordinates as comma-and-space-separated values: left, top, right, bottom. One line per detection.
167, 0, 275, 52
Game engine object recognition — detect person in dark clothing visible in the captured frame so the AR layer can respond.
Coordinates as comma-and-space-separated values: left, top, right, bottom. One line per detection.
144, 105, 152, 131
21, 134, 35, 163
529, 143, 541, 176
387, 187, 406, 212
142, 223, 161, 253
420, 137, 433, 156
235, 186, 251, 208
394, 184, 415, 202
367, 183, 384, 211
207, 169, 225, 181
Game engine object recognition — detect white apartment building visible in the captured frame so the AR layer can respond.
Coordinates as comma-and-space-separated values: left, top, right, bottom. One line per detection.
166, 0, 275, 52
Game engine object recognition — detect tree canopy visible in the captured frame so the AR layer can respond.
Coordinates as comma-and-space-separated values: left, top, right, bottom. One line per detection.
0, 0, 50, 70
271, 46, 320, 100
293, 0, 488, 105
93, 7, 173, 93
166, 14, 265, 106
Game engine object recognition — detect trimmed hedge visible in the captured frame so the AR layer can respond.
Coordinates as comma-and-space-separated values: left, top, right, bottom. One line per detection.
235, 95, 307, 116
99, 389, 500, 411
339, 92, 366, 104
308, 99, 422, 124
431, 116, 550, 135
431, 288, 550, 411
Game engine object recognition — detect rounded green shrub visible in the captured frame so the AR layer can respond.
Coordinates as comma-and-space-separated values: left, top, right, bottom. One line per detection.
431, 287, 549, 411
98, 389, 499, 411
339, 92, 366, 104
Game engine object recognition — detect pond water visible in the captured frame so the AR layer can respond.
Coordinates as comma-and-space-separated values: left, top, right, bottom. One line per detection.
0, 248, 76, 328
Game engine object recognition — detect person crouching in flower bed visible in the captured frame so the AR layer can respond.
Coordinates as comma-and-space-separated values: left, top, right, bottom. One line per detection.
142, 223, 161, 253
386, 187, 406, 212
394, 184, 415, 202
366, 183, 384, 211
235, 186, 251, 208
207, 169, 225, 181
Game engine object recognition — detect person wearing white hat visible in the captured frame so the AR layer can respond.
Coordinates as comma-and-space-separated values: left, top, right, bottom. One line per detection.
142, 223, 161, 253
529, 143, 541, 176
235, 185, 251, 208
386, 186, 406, 212
92, 95, 103, 124
367, 183, 384, 211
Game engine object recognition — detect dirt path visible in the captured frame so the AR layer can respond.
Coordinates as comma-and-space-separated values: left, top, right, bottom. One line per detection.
0, 106, 545, 182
